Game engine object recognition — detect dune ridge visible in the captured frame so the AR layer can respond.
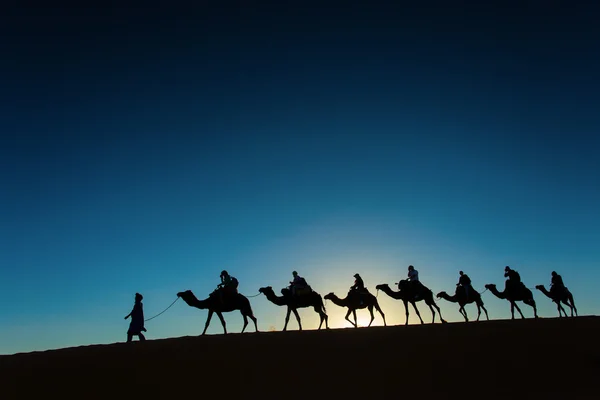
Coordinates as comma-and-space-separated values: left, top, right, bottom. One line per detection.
1, 316, 598, 399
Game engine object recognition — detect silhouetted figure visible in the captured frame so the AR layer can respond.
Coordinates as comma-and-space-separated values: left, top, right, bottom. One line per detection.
457, 271, 473, 300
407, 265, 424, 295
177, 289, 258, 335
351, 273, 365, 291
408, 265, 419, 281
289, 270, 309, 296
535, 281, 578, 318
259, 286, 328, 330
217, 270, 239, 304
124, 293, 146, 342
376, 282, 446, 325
324, 290, 386, 328
437, 284, 489, 322
550, 271, 565, 297
350, 273, 365, 305
504, 266, 521, 293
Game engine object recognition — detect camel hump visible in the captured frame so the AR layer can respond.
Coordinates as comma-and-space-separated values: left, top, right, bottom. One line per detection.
295, 286, 313, 297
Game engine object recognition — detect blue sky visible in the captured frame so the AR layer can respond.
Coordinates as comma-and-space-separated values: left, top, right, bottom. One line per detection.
1, 2, 599, 354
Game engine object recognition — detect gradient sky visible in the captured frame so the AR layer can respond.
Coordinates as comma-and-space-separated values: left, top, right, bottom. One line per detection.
1, 2, 599, 354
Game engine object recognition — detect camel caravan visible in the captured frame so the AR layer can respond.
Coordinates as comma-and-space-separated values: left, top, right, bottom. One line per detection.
128, 265, 578, 340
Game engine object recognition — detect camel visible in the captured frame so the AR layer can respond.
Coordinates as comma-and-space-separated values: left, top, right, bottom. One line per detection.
323, 290, 386, 328
375, 281, 446, 325
535, 285, 578, 317
436, 285, 489, 322
258, 286, 329, 331
177, 289, 258, 335
484, 282, 538, 319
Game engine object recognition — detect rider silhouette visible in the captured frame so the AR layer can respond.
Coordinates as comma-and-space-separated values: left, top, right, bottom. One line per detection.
407, 265, 422, 295
504, 266, 521, 293
350, 273, 365, 305
289, 270, 308, 296
457, 271, 472, 300
217, 270, 237, 303
550, 271, 565, 297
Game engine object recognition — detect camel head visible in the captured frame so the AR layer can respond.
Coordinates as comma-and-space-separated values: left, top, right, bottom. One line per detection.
177, 290, 192, 298
436, 291, 447, 298
324, 293, 335, 300
484, 284, 495, 290
258, 286, 274, 295
535, 285, 544, 290
375, 284, 390, 291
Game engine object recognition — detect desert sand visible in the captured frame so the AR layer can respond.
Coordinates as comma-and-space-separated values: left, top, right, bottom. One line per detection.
1, 316, 598, 399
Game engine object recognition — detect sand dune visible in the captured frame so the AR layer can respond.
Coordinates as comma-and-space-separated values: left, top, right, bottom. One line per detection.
1, 316, 598, 399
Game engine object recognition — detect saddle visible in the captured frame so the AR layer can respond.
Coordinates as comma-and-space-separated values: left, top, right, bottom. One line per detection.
294, 286, 313, 297
456, 285, 470, 301
550, 285, 567, 299
349, 288, 370, 304
505, 280, 526, 297
212, 286, 238, 302
400, 280, 424, 301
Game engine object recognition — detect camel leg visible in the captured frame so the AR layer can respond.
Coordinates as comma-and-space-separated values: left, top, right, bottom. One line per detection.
437, 304, 445, 323
458, 306, 467, 321
373, 302, 386, 326
513, 301, 525, 319
292, 308, 302, 330
411, 301, 424, 324
461, 305, 469, 322
426, 302, 436, 323
403, 300, 410, 325
431, 301, 445, 323
202, 309, 214, 335
367, 306, 375, 327
352, 309, 358, 328
560, 300, 570, 317
283, 308, 292, 331
556, 302, 566, 317
344, 309, 356, 327
523, 298, 537, 318
314, 304, 327, 329
249, 312, 259, 332
244, 307, 259, 332
477, 300, 489, 321
321, 307, 329, 329
482, 304, 490, 320
216, 311, 228, 334
569, 294, 578, 317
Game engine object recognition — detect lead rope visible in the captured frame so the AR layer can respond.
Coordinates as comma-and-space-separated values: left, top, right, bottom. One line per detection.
144, 297, 180, 322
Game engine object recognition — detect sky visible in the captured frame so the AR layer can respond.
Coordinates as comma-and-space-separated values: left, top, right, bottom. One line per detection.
1, 1, 599, 354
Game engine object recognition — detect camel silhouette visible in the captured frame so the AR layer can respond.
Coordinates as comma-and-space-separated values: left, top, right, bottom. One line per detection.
535, 285, 578, 317
323, 290, 386, 328
436, 286, 489, 322
375, 281, 446, 325
258, 286, 329, 331
177, 289, 258, 335
484, 283, 538, 319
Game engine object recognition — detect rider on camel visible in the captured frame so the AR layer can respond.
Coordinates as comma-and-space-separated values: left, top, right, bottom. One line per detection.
407, 265, 422, 295
504, 266, 521, 293
350, 273, 365, 304
217, 270, 237, 303
289, 270, 309, 296
550, 271, 565, 297
457, 270, 472, 300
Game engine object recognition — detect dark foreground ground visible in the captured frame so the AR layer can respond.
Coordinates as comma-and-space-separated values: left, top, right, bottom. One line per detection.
1, 316, 599, 399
